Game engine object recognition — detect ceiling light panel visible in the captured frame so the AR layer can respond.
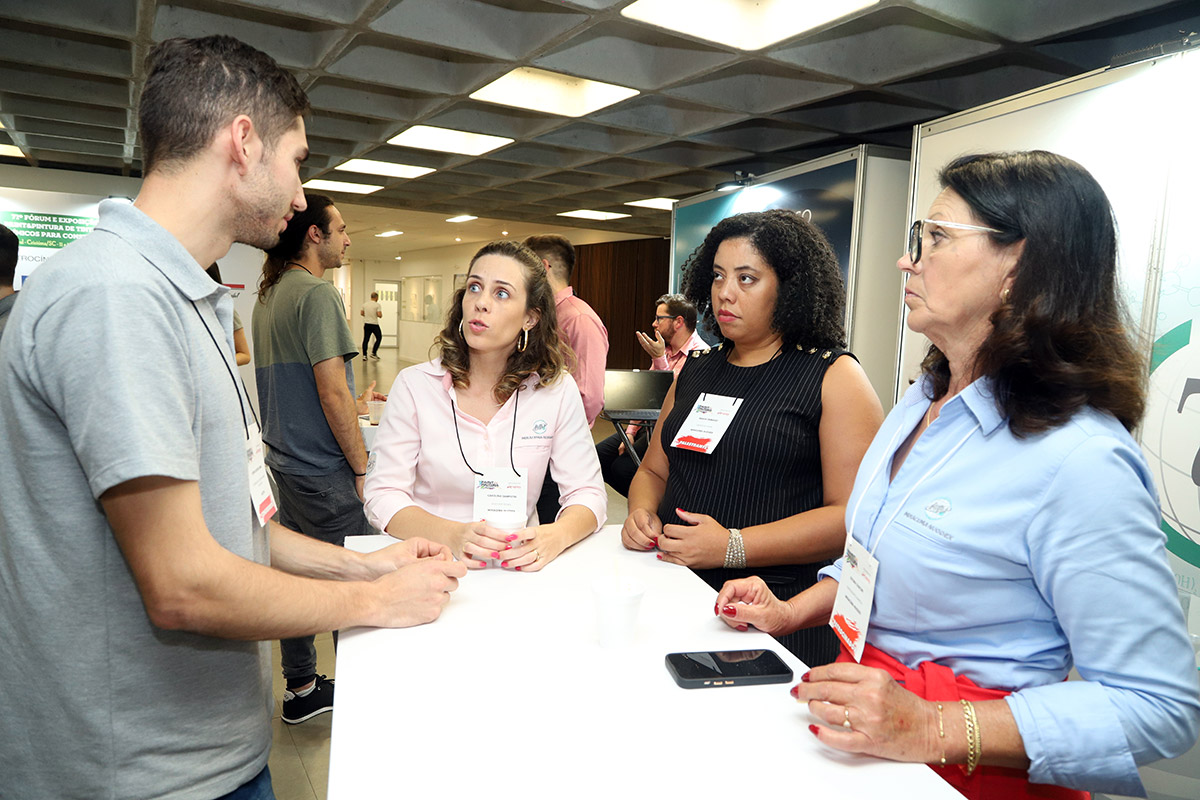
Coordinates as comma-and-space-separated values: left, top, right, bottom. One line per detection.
624, 198, 676, 210
302, 178, 384, 195
621, 0, 880, 51
557, 210, 632, 221
446, 215, 478, 223
375, 230, 404, 237
388, 125, 513, 155
0, 144, 26, 158
335, 159, 435, 179
470, 67, 639, 117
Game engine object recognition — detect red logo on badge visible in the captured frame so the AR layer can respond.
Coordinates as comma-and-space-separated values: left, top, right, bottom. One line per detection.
832, 613, 859, 645
675, 435, 712, 452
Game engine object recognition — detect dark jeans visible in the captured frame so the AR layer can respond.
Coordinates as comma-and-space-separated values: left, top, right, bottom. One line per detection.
362, 323, 382, 356
272, 463, 376, 682
216, 765, 274, 800
595, 429, 648, 497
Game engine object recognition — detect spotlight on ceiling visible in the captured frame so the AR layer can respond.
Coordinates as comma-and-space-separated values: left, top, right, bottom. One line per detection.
715, 170, 756, 192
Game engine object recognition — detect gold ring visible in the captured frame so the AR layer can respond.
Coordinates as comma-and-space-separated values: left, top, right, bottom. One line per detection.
843, 707, 852, 729
533, 549, 540, 562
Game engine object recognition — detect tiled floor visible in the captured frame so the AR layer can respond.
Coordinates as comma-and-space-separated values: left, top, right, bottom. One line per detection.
268, 346, 630, 800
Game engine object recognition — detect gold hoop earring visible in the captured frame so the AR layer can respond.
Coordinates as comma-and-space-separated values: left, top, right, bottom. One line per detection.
517, 328, 528, 353
458, 320, 464, 339
1001, 287, 1012, 304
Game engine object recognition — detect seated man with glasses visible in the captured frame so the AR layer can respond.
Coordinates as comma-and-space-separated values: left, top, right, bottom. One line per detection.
596, 293, 708, 496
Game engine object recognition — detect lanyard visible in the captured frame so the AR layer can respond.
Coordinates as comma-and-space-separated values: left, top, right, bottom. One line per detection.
846, 402, 981, 558
451, 382, 521, 477
189, 300, 256, 437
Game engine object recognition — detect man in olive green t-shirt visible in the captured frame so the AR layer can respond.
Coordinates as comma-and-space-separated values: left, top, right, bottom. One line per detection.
252, 193, 384, 724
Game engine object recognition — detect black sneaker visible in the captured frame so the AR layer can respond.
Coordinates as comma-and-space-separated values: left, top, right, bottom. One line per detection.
281, 675, 334, 724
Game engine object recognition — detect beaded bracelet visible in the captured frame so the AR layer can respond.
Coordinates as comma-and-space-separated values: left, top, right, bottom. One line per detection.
935, 702, 946, 766
723, 528, 746, 568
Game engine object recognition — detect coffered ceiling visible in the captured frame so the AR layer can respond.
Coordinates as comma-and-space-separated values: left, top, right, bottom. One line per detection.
0, 0, 1196, 252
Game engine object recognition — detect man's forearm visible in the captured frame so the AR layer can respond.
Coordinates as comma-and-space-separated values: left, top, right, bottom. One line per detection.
270, 520, 372, 581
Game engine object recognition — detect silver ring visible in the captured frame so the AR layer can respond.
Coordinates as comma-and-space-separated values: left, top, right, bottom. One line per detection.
843, 707, 852, 729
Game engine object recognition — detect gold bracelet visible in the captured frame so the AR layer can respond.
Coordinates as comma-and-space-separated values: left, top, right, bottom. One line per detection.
935, 702, 946, 766
723, 528, 746, 568
961, 699, 981, 775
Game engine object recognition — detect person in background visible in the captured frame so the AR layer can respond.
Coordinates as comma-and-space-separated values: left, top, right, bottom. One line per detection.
717, 152, 1200, 798
622, 209, 884, 667
596, 293, 707, 496
364, 240, 606, 571
206, 262, 251, 365
0, 35, 463, 800
361, 290, 382, 361
0, 223, 19, 338
523, 233, 608, 524
253, 192, 387, 724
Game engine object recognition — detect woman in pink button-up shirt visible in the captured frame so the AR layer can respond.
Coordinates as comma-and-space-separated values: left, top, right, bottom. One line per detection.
363, 240, 606, 571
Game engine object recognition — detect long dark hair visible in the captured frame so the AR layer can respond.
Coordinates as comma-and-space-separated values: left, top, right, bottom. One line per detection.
680, 209, 846, 349
922, 151, 1144, 434
257, 193, 334, 302
435, 240, 570, 404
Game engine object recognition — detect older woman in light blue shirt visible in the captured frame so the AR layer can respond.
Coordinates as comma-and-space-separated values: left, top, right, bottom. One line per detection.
714, 151, 1199, 798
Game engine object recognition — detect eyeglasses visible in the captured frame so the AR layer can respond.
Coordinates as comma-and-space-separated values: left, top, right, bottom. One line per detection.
654, 315, 677, 322
908, 219, 1002, 265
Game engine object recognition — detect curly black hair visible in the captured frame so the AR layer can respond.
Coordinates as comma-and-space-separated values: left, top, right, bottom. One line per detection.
679, 208, 846, 349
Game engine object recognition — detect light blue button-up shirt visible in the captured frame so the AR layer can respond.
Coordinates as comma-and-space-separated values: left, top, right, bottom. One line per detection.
821, 377, 1200, 795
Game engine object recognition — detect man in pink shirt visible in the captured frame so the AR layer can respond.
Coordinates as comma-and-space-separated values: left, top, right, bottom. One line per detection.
597, 294, 708, 496
523, 234, 609, 523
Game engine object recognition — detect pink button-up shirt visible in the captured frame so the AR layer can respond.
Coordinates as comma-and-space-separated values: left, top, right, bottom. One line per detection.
363, 360, 607, 533
554, 286, 608, 427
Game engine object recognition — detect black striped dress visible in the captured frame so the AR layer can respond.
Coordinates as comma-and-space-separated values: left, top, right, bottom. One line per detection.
658, 342, 851, 667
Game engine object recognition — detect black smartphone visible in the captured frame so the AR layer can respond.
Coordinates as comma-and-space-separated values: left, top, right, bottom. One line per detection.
664, 649, 793, 689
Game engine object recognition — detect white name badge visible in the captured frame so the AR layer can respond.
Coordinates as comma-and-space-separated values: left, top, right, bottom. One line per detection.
828, 537, 878, 663
670, 393, 742, 455
472, 468, 528, 534
246, 422, 277, 527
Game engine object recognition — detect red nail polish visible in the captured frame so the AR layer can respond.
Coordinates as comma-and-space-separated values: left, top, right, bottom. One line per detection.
515, 566, 522, 571
651, 537, 658, 545
675, 507, 684, 514
790, 684, 800, 698
714, 603, 719, 616
504, 545, 511, 550
736, 624, 748, 631
801, 670, 811, 682
478, 561, 487, 567
721, 605, 736, 617
505, 534, 518, 542
501, 561, 509, 568
808, 725, 820, 737
655, 553, 663, 560
490, 551, 499, 559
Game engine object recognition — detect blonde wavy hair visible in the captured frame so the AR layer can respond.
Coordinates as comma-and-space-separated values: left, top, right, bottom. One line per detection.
434, 240, 573, 403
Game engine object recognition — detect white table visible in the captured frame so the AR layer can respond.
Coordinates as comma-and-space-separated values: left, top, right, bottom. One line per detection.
329, 528, 962, 799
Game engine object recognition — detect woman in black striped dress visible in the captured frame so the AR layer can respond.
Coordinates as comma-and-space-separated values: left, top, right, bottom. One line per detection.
621, 209, 883, 666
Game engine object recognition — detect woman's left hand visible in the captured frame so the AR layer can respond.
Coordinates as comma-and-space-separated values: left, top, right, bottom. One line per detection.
355, 380, 387, 415
497, 524, 565, 572
658, 508, 729, 568
792, 662, 939, 764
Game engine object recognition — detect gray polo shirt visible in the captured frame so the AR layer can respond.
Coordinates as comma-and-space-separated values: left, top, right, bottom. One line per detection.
0, 200, 272, 800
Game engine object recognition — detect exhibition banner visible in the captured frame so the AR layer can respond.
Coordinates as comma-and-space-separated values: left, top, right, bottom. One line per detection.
0, 187, 101, 288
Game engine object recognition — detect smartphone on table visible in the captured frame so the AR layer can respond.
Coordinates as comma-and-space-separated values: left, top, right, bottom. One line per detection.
664, 649, 793, 689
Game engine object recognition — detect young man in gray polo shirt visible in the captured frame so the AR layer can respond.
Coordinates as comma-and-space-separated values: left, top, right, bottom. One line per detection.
0, 35, 465, 800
